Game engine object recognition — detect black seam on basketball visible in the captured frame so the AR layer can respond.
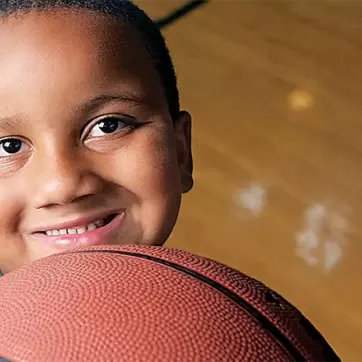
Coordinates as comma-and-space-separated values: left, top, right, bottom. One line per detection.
67, 249, 308, 361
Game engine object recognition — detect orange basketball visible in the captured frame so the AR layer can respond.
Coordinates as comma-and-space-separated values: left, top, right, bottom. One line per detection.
0, 245, 339, 362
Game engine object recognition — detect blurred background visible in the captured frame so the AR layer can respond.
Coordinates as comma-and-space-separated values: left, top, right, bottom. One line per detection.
136, 1, 361, 360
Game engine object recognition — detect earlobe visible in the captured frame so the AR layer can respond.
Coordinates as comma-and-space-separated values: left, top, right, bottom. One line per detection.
174, 111, 193, 193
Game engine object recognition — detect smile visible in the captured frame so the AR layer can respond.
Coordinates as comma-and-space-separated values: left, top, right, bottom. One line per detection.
31, 212, 125, 250
41, 214, 116, 236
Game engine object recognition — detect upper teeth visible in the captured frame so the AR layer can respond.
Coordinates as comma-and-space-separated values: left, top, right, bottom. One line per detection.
45, 218, 105, 236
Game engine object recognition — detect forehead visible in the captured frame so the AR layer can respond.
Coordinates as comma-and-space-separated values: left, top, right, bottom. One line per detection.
0, 9, 164, 117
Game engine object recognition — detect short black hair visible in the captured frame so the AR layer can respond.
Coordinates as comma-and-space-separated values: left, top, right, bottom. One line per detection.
0, 0, 180, 120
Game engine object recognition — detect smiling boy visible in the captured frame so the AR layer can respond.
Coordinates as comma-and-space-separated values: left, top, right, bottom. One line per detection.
0, 0, 193, 274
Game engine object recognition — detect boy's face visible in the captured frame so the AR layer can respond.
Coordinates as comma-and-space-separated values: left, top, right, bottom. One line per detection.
0, 10, 193, 273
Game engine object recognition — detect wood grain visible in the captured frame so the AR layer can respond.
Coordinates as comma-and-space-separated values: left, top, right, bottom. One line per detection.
136, 1, 362, 359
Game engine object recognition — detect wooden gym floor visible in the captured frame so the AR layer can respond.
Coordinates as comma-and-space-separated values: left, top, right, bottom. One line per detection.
137, 1, 362, 360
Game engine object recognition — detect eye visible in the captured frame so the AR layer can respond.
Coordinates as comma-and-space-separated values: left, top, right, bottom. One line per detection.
0, 138, 30, 157
88, 116, 134, 138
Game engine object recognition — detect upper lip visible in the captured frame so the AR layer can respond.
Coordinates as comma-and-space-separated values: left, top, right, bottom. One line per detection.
29, 210, 122, 234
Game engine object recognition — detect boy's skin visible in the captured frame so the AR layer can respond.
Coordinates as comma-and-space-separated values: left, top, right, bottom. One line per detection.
0, 9, 193, 273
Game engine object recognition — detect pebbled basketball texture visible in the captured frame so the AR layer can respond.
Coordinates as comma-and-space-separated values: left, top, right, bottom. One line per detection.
0, 245, 340, 362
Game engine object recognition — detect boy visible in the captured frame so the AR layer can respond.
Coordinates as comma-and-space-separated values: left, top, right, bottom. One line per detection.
0, 0, 193, 274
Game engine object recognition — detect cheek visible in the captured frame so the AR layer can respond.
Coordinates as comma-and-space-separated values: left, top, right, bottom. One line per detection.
0, 181, 24, 229
102, 127, 182, 244
106, 126, 182, 199
0, 182, 27, 270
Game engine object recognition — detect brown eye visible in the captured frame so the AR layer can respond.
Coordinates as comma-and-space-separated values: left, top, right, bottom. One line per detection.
0, 138, 30, 157
89, 117, 131, 138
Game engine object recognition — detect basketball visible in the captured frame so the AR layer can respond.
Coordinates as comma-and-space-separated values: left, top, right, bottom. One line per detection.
0, 245, 339, 362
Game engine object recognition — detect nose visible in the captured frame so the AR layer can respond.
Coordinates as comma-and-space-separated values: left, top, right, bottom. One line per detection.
31, 150, 104, 209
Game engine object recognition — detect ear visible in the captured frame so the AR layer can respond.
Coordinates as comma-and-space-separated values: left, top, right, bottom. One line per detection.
174, 110, 193, 193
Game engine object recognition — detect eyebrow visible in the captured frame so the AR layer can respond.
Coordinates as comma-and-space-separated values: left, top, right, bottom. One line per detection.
0, 92, 146, 131
0, 114, 27, 132
78, 92, 146, 115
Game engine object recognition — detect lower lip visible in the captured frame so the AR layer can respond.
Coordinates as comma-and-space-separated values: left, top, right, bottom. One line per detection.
31, 212, 125, 251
